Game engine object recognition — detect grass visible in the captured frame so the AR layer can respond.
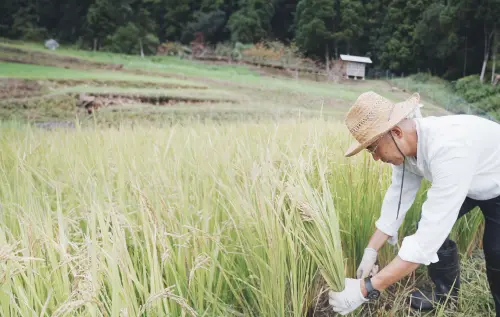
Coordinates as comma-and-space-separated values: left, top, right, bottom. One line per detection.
390, 75, 459, 109
389, 74, 494, 120
0, 62, 204, 87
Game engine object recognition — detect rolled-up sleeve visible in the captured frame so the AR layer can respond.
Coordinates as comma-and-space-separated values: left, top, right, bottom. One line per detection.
398, 145, 476, 265
375, 164, 423, 244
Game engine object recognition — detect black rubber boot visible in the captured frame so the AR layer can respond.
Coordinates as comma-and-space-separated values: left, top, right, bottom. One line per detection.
409, 240, 460, 311
486, 266, 500, 317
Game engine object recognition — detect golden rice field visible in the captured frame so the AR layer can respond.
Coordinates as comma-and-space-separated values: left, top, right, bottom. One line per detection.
0, 119, 489, 317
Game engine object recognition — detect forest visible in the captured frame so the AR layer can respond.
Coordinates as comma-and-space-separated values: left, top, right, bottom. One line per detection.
1, 0, 499, 80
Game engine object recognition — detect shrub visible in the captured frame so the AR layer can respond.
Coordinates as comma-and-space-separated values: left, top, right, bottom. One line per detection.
241, 42, 284, 63
106, 23, 159, 56
474, 93, 500, 113
454, 75, 500, 103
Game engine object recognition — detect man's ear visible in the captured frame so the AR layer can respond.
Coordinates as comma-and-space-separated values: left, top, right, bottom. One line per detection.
390, 126, 403, 138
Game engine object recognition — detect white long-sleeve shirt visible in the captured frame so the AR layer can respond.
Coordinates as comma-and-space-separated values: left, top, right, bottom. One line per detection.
375, 114, 500, 265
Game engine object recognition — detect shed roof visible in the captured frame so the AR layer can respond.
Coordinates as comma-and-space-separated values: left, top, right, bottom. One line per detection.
340, 55, 372, 64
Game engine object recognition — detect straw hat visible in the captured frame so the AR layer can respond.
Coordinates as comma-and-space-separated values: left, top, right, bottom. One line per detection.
344, 91, 420, 157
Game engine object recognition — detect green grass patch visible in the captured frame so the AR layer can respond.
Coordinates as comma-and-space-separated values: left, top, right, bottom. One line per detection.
391, 73, 498, 121
0, 62, 206, 88
391, 73, 454, 107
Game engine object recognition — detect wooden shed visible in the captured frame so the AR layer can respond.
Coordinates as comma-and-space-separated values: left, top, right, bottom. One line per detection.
339, 54, 373, 80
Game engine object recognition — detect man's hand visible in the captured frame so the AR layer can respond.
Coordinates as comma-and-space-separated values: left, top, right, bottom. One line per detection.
328, 278, 368, 315
356, 248, 379, 279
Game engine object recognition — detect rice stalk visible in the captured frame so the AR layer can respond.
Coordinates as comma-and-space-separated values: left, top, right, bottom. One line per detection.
137, 285, 198, 317
285, 170, 345, 292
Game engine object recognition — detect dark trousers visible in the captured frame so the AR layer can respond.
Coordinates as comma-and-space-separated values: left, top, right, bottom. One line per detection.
438, 195, 500, 316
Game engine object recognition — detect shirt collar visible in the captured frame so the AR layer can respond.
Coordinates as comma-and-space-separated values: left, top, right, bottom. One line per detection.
414, 118, 423, 169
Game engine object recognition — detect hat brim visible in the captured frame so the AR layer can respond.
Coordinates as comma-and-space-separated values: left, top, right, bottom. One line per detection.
344, 93, 420, 157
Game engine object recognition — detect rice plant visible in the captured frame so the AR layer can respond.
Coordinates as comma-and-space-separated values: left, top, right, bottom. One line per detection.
0, 119, 485, 316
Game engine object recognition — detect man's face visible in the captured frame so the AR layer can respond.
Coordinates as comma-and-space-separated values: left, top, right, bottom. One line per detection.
365, 131, 405, 165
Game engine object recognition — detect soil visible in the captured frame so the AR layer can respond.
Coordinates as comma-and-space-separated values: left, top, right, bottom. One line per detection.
0, 78, 44, 99
46, 79, 207, 90
120, 68, 195, 81
74, 92, 238, 114
0, 78, 206, 100
306, 288, 336, 317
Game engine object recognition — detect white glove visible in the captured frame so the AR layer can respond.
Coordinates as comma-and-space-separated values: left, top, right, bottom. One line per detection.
328, 278, 368, 315
356, 248, 379, 279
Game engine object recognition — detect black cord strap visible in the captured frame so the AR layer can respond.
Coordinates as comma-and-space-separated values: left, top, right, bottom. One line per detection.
390, 133, 405, 220
397, 158, 405, 219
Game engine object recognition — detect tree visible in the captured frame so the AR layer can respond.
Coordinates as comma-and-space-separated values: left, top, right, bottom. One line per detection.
334, 0, 365, 56
164, 0, 197, 42
228, 0, 275, 43
270, 0, 296, 42
374, 0, 430, 73
414, 3, 460, 76
477, 0, 500, 82
11, 1, 48, 41
87, 0, 129, 50
181, 10, 228, 44
361, 0, 390, 67
102, 3, 158, 56
55, 0, 93, 43
295, 0, 336, 67
492, 31, 498, 84
134, 7, 158, 56
0, 0, 17, 37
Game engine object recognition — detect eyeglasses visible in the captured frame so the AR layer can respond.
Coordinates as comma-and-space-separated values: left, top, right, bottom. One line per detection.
365, 133, 387, 154
365, 140, 381, 154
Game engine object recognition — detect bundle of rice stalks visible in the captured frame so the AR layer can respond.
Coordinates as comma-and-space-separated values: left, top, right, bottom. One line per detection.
285, 171, 345, 292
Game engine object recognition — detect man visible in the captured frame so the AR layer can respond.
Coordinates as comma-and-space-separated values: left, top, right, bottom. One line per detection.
328, 91, 500, 316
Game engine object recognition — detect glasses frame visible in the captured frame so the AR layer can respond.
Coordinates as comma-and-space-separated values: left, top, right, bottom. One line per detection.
365, 132, 388, 154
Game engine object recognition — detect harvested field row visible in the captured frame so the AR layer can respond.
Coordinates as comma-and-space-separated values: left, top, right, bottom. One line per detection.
47, 78, 208, 90
0, 89, 239, 119
74, 92, 239, 113
60, 86, 237, 99
0, 78, 208, 100
0, 78, 45, 99
0, 93, 78, 121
